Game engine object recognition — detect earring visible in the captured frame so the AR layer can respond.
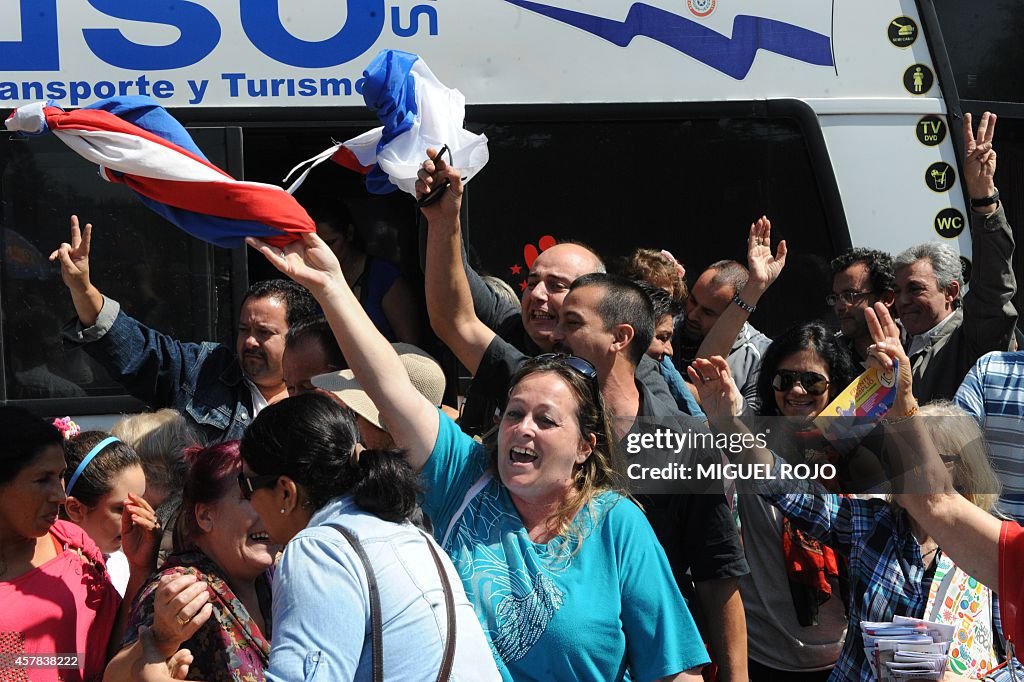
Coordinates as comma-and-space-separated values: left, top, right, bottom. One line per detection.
280, 508, 286, 515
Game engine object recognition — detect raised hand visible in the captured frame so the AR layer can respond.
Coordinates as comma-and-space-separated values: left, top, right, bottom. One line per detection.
963, 112, 998, 203
864, 301, 915, 416
246, 232, 343, 297
121, 492, 161, 571
746, 215, 787, 292
415, 147, 464, 224
150, 573, 214, 659
48, 215, 93, 292
687, 356, 743, 418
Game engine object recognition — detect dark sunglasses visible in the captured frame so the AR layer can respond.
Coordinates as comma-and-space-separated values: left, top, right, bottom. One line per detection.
238, 472, 278, 501
771, 369, 830, 396
534, 353, 598, 381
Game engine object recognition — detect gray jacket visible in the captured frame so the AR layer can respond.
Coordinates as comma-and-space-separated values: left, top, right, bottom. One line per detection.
908, 205, 1017, 402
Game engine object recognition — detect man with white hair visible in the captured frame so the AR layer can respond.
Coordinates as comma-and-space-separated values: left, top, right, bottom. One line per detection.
892, 111, 1016, 402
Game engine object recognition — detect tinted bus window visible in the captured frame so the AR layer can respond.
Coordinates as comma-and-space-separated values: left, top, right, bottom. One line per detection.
932, 1, 1024, 104
463, 115, 839, 338
0, 129, 238, 409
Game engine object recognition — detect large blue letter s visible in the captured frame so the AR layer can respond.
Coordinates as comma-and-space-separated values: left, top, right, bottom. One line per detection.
83, 0, 220, 70
241, 0, 385, 68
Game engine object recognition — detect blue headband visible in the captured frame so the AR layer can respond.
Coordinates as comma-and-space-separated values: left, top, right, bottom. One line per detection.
66, 436, 120, 496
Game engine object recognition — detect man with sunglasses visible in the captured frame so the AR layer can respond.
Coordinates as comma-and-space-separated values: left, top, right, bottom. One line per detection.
828, 247, 896, 364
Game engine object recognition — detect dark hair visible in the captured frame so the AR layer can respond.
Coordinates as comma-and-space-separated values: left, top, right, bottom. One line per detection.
1, 406, 62, 485
706, 260, 749, 296
756, 321, 859, 417
285, 317, 347, 370
633, 280, 680, 322
240, 393, 420, 522
241, 279, 318, 328
179, 441, 242, 548
570, 273, 654, 366
306, 200, 366, 252
62, 431, 142, 507
830, 247, 895, 296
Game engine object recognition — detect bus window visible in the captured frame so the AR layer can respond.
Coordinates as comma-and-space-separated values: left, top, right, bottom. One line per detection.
0, 128, 241, 412
463, 112, 840, 338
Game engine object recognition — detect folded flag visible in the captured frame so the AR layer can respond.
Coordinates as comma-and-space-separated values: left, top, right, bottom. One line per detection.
285, 49, 489, 196
5, 97, 314, 248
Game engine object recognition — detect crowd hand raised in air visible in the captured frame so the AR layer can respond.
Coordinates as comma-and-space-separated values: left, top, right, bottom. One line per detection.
863, 301, 916, 418
746, 215, 788, 293
245, 232, 343, 298
687, 356, 743, 419
962, 111, 998, 211
415, 146, 464, 223
49, 214, 93, 291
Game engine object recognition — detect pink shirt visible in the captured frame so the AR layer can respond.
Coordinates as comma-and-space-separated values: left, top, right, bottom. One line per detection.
0, 520, 121, 682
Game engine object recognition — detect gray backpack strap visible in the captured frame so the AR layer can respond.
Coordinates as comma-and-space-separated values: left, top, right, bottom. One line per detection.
326, 524, 384, 682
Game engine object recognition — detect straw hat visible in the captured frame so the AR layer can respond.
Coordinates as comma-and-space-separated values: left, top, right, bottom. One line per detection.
311, 343, 445, 430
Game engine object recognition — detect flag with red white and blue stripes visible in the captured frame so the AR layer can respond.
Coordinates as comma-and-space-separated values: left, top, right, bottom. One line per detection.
5, 97, 314, 248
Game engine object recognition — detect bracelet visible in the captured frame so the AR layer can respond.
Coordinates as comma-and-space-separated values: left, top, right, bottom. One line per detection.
883, 404, 919, 425
969, 189, 999, 208
731, 293, 756, 314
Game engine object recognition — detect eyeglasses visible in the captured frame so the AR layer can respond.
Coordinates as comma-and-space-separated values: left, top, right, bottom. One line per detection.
534, 353, 598, 380
238, 472, 279, 501
771, 370, 831, 396
825, 290, 874, 307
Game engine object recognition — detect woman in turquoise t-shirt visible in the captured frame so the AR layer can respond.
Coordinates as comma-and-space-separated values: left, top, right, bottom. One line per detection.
244, 223, 709, 681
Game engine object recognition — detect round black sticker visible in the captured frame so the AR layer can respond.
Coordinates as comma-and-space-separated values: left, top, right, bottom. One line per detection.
925, 162, 955, 193
916, 116, 946, 146
888, 17, 918, 47
934, 208, 965, 238
903, 64, 934, 95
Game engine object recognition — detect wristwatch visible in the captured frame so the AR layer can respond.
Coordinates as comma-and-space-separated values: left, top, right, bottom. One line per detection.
970, 189, 1000, 208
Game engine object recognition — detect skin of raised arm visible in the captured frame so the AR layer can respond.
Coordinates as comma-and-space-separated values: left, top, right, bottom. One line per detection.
695, 216, 787, 361
687, 355, 773, 467
49, 215, 104, 327
863, 302, 1003, 589
694, 578, 748, 682
418, 149, 496, 375
246, 232, 439, 471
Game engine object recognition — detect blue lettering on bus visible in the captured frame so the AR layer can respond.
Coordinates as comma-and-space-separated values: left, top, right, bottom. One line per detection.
0, 0, 59, 70
240, 0, 386, 68
83, 0, 221, 70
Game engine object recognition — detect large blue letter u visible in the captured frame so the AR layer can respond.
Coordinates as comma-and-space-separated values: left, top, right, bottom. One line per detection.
241, 0, 386, 68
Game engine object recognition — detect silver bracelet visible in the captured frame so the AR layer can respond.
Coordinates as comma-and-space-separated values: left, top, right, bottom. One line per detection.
731, 293, 756, 314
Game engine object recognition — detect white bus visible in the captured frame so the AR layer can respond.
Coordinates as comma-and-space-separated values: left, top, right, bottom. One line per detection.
0, 0, 1020, 422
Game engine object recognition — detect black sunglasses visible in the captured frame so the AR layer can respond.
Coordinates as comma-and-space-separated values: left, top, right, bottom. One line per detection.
771, 369, 830, 396
238, 472, 278, 501
534, 353, 598, 380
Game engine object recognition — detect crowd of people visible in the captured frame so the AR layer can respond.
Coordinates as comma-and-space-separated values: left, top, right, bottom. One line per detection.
2, 111, 1024, 682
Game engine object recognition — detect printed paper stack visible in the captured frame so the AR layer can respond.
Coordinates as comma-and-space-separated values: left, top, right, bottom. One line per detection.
861, 615, 954, 680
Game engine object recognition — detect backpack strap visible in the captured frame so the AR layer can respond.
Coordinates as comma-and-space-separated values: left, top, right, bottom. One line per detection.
326, 524, 384, 682
327, 523, 459, 682
420, 529, 457, 681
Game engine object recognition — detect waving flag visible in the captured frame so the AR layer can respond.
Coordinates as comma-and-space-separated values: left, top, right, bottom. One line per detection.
285, 50, 489, 196
5, 97, 314, 248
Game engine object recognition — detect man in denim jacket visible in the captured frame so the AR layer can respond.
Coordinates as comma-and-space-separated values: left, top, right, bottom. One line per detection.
52, 217, 317, 443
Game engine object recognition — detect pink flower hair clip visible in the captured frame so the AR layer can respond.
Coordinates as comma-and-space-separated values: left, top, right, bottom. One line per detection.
52, 416, 81, 440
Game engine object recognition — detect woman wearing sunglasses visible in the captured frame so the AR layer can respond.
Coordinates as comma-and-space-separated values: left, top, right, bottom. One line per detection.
692, 318, 1010, 681
234, 212, 709, 681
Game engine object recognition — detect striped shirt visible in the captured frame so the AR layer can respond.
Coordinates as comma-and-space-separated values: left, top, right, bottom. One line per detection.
954, 351, 1024, 522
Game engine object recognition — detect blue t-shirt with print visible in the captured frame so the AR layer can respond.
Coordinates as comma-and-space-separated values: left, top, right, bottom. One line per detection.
422, 413, 710, 682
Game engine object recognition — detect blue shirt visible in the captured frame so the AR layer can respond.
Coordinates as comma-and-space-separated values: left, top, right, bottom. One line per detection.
955, 351, 1024, 521
267, 496, 500, 682
422, 413, 710, 682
